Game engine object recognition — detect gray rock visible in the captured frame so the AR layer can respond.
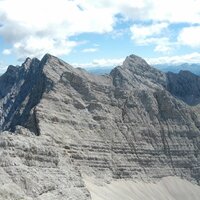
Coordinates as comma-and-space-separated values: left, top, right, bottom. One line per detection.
167, 70, 200, 105
0, 54, 200, 199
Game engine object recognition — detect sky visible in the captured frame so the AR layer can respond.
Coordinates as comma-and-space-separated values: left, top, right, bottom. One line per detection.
0, 0, 200, 73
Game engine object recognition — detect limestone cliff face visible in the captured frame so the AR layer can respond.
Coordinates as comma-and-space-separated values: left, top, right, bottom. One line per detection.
0, 57, 44, 133
167, 70, 200, 105
0, 54, 200, 199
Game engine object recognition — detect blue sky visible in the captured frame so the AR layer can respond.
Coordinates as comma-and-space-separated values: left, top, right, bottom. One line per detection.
0, 0, 200, 73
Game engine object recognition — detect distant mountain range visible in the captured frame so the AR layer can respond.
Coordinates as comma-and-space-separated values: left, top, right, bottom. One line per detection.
155, 63, 200, 75
85, 63, 200, 75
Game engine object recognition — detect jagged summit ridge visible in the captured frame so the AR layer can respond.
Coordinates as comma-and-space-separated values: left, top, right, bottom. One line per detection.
110, 54, 167, 90
1, 53, 200, 132
123, 54, 150, 69
0, 56, 42, 132
0, 54, 200, 199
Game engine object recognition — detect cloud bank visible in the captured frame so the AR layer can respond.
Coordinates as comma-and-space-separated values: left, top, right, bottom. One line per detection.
147, 52, 200, 65
0, 0, 200, 59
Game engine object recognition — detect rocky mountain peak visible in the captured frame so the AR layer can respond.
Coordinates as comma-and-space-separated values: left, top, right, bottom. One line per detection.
111, 54, 167, 89
23, 57, 32, 64
40, 53, 55, 64
40, 53, 69, 68
19, 57, 40, 74
39, 53, 76, 86
6, 65, 19, 73
122, 54, 150, 70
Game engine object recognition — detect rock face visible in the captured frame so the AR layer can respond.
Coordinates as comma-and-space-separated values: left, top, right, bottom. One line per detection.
0, 54, 200, 199
0, 57, 43, 133
167, 70, 200, 105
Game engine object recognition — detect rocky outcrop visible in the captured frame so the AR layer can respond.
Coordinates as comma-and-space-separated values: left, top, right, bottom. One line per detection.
0, 54, 200, 199
167, 70, 200, 105
0, 57, 44, 133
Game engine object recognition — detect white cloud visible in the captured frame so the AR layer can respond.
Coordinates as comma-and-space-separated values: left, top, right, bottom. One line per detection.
122, 0, 200, 24
178, 26, 200, 48
82, 48, 98, 53
0, 0, 200, 59
131, 23, 168, 43
153, 38, 174, 53
130, 23, 173, 53
2, 49, 11, 55
73, 58, 124, 68
81, 0, 200, 24
0, 0, 117, 59
13, 37, 77, 59
147, 52, 200, 65
152, 0, 200, 24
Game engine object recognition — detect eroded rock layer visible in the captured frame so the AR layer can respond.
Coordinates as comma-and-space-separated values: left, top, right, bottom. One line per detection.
0, 54, 200, 199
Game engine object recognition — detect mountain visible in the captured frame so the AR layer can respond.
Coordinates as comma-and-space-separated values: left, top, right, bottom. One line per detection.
82, 63, 200, 76
155, 63, 200, 75
0, 54, 200, 199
